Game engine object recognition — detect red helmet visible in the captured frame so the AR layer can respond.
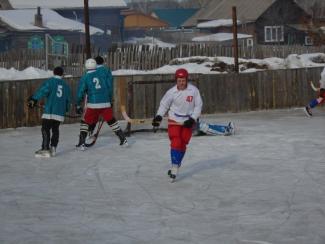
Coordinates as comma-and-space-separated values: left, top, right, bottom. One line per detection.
175, 68, 188, 80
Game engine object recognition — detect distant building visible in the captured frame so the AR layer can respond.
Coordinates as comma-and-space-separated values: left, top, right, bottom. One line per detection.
3, 0, 127, 49
184, 0, 323, 46
122, 9, 168, 40
151, 8, 198, 29
0, 8, 104, 52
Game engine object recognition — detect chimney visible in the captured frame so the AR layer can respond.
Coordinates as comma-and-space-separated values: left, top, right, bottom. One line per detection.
34, 7, 43, 27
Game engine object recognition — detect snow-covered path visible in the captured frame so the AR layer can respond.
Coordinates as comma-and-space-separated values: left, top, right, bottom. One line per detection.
0, 109, 325, 244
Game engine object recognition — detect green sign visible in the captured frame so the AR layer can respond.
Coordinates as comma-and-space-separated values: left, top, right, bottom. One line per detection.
51, 35, 68, 55
27, 35, 44, 49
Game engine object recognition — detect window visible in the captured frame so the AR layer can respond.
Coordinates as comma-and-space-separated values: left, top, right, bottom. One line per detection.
305, 36, 313, 46
264, 26, 284, 42
247, 38, 254, 47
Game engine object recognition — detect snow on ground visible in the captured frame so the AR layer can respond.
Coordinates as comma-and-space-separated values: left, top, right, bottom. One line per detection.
1, 53, 325, 80
1, 109, 325, 244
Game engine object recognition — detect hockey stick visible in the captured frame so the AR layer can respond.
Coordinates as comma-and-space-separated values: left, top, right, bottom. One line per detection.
310, 81, 320, 92
84, 118, 104, 147
120, 105, 182, 126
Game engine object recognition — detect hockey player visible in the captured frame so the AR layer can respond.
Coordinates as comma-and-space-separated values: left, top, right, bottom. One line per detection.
85, 56, 114, 136
75, 58, 128, 149
304, 67, 325, 117
27, 66, 71, 157
152, 68, 203, 181
196, 120, 235, 136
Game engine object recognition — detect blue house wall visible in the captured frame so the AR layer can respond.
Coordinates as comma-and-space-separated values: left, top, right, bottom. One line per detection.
56, 8, 125, 50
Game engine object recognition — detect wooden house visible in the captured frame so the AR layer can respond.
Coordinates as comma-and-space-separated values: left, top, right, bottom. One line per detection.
0, 8, 104, 52
122, 9, 168, 39
3, 0, 127, 46
184, 0, 320, 46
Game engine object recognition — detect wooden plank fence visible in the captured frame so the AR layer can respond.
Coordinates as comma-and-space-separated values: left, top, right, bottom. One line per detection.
1, 67, 323, 129
0, 44, 324, 77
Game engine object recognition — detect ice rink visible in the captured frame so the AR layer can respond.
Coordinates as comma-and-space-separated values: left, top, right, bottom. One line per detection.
0, 109, 325, 244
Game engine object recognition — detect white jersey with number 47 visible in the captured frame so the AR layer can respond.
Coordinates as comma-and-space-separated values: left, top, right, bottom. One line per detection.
156, 83, 203, 123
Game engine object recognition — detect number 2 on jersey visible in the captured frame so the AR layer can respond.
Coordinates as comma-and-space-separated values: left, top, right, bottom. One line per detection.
93, 78, 101, 89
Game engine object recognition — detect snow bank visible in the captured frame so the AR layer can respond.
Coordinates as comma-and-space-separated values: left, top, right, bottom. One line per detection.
0, 67, 53, 81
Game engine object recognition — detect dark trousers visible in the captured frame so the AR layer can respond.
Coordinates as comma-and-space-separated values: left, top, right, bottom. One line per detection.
41, 119, 61, 150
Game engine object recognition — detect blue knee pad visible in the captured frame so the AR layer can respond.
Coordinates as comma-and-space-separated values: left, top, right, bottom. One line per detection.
309, 99, 318, 108
171, 149, 185, 167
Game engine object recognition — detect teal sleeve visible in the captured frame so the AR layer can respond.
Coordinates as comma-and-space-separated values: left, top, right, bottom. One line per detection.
76, 77, 86, 106
32, 80, 50, 100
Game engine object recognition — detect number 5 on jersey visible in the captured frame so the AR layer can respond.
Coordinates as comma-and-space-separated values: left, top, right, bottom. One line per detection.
57, 85, 63, 97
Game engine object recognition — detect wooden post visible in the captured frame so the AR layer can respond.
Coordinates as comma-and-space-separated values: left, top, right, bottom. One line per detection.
83, 0, 91, 59
232, 6, 239, 73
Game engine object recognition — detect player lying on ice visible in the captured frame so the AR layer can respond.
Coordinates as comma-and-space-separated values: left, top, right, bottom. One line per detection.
195, 119, 235, 136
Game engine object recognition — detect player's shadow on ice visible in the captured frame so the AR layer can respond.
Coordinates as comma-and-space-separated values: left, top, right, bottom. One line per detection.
176, 155, 237, 181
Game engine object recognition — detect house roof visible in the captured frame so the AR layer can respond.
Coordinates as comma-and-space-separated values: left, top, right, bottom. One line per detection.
123, 11, 169, 29
192, 32, 252, 42
197, 19, 240, 28
183, 0, 276, 27
6, 0, 127, 9
0, 8, 104, 35
151, 8, 198, 28
296, 0, 325, 20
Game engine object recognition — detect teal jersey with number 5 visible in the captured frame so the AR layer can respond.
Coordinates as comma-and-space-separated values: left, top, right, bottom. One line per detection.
77, 70, 112, 108
32, 76, 71, 122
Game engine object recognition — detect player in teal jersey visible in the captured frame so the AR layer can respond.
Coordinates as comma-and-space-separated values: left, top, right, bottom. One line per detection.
75, 58, 127, 149
28, 67, 71, 157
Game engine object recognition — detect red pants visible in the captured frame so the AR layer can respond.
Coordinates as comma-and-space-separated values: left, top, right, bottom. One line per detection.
168, 123, 193, 152
83, 107, 113, 125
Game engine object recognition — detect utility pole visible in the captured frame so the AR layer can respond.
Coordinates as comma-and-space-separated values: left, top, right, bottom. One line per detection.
232, 6, 239, 73
84, 0, 91, 58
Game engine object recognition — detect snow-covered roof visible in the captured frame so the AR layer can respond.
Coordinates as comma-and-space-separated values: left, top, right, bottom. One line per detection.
197, 19, 240, 28
0, 9, 105, 35
192, 33, 252, 42
7, 0, 127, 9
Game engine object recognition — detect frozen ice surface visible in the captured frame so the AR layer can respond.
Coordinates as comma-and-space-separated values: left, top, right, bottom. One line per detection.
0, 109, 325, 244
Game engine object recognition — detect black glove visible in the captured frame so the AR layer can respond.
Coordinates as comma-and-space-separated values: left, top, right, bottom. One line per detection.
75, 105, 83, 115
152, 115, 162, 127
183, 117, 195, 128
27, 96, 37, 108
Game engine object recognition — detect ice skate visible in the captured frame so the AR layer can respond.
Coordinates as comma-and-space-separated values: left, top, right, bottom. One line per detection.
76, 132, 87, 151
167, 164, 179, 182
120, 137, 129, 147
225, 122, 235, 136
50, 147, 56, 157
116, 130, 128, 147
35, 149, 51, 158
303, 106, 312, 117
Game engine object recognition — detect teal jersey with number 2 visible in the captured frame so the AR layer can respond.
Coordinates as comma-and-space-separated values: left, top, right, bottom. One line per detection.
77, 69, 112, 108
32, 76, 71, 122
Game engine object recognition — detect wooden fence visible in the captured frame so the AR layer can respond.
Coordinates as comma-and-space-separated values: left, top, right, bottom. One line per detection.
0, 44, 324, 76
0, 67, 323, 129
